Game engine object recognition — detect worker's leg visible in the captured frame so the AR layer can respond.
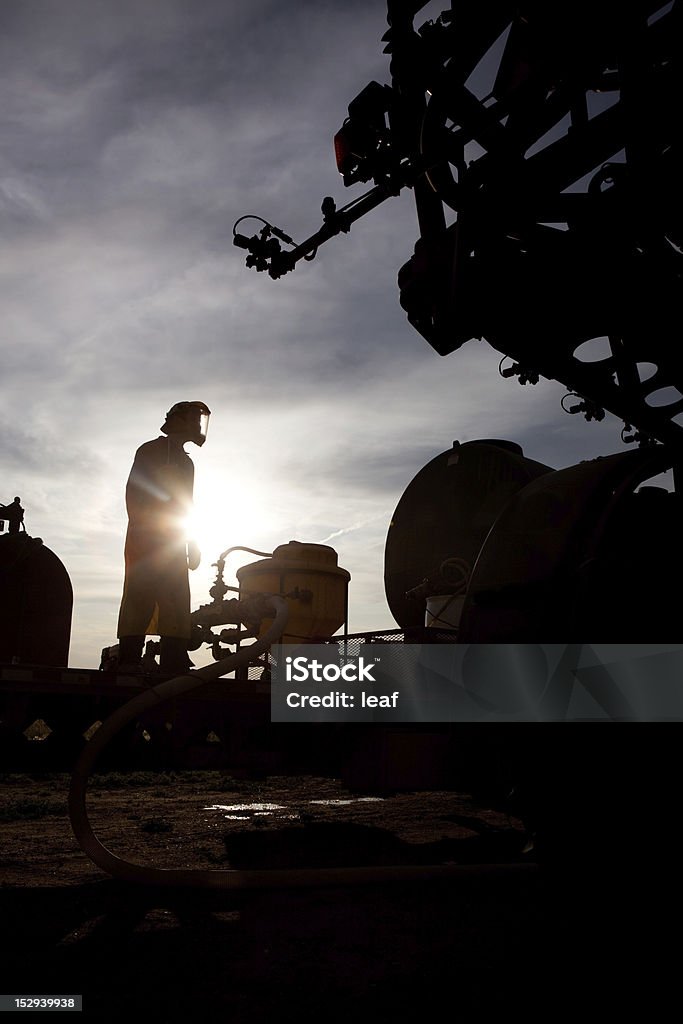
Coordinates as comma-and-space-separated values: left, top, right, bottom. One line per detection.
156, 549, 193, 674
159, 636, 194, 674
118, 635, 145, 672
117, 545, 165, 672
118, 556, 159, 643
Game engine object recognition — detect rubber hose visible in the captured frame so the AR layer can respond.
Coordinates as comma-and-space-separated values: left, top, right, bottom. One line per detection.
69, 596, 534, 889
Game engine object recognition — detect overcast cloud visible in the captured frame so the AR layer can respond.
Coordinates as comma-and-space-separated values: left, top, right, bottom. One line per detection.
1, 0, 637, 667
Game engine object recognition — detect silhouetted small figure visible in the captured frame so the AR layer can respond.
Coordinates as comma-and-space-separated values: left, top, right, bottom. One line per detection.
0, 497, 25, 534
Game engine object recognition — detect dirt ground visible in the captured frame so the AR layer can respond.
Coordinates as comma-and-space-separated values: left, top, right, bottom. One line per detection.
1, 771, 529, 887
0, 771, 667, 1019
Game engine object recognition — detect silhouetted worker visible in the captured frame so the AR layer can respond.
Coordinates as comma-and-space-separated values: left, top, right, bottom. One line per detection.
117, 402, 210, 674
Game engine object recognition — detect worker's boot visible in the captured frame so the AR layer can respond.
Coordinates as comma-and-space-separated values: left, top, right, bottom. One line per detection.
159, 636, 194, 675
117, 635, 144, 675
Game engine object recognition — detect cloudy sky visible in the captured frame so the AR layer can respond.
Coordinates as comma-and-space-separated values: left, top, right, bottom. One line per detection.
1, 0, 645, 668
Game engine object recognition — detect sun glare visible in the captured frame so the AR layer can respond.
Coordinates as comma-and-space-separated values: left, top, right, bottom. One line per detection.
185, 476, 276, 580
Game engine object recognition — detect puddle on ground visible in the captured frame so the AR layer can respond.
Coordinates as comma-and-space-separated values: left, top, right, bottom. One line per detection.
204, 803, 286, 812
204, 797, 385, 820
204, 802, 298, 821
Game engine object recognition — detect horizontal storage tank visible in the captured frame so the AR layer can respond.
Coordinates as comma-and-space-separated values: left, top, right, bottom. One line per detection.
0, 533, 73, 667
385, 439, 552, 630
237, 540, 350, 643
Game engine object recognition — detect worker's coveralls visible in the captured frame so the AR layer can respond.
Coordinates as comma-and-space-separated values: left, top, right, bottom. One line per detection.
117, 437, 194, 641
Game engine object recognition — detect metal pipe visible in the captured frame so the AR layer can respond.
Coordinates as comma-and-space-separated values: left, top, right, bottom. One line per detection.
218, 545, 272, 561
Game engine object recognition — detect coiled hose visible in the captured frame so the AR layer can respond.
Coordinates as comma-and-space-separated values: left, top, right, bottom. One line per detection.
69, 596, 532, 889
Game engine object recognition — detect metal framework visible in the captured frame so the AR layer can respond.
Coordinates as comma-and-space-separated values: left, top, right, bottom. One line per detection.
234, 0, 682, 449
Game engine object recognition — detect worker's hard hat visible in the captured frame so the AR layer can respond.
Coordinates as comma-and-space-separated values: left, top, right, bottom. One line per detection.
161, 401, 211, 446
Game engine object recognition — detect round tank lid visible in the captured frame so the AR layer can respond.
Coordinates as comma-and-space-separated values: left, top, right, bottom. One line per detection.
236, 540, 350, 581
473, 439, 524, 456
272, 540, 340, 566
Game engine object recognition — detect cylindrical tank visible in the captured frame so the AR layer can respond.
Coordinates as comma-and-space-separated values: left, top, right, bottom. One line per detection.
0, 533, 73, 666
385, 439, 552, 629
236, 540, 350, 643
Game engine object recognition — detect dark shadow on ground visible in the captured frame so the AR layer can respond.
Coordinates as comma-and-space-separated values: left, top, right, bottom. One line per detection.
220, 819, 526, 869
2, 817, 672, 1020
3, 873, 552, 1020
